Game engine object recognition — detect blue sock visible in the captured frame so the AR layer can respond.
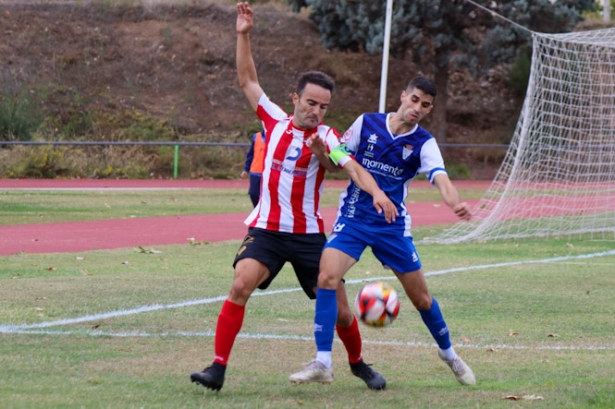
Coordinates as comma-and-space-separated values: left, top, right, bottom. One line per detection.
419, 297, 451, 350
314, 287, 338, 352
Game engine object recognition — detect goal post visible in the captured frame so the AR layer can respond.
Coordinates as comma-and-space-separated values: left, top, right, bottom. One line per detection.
431, 27, 615, 244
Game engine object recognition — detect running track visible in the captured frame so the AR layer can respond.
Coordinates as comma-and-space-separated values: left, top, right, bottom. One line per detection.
0, 179, 490, 256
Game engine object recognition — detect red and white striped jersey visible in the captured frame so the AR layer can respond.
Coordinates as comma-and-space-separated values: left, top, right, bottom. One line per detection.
244, 94, 343, 234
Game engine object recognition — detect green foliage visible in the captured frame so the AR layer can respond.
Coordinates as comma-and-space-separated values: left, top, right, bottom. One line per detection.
506, 50, 532, 97
100, 109, 175, 141
6, 146, 71, 178
295, 0, 594, 71
588, 0, 615, 18
0, 91, 44, 141
445, 162, 472, 180
44, 88, 95, 138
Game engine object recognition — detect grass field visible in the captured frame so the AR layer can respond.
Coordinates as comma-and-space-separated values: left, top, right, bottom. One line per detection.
0, 186, 488, 225
2, 187, 615, 408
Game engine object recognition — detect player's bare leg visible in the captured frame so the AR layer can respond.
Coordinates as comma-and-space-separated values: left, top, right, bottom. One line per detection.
191, 258, 270, 391
394, 269, 475, 385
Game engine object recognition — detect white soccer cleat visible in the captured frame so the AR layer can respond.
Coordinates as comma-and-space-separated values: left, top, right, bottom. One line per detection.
438, 351, 476, 385
289, 360, 334, 384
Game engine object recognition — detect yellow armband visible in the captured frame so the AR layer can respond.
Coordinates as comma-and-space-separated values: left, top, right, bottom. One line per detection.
329, 144, 352, 166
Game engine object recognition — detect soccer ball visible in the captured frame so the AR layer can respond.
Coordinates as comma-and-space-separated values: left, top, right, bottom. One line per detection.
354, 281, 400, 327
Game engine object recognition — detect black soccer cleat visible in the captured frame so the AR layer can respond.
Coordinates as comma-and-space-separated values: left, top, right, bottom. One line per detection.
190, 362, 226, 391
350, 361, 386, 390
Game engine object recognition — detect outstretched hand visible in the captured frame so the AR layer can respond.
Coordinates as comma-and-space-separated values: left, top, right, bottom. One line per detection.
453, 202, 472, 221
372, 190, 398, 223
236, 2, 254, 34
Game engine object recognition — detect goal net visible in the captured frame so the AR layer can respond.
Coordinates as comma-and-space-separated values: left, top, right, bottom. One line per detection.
432, 27, 615, 244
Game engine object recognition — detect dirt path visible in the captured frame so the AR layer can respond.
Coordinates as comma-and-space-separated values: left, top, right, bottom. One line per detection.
0, 179, 491, 255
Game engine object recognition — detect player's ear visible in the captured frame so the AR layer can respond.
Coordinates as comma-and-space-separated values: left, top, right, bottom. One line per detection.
292, 92, 299, 105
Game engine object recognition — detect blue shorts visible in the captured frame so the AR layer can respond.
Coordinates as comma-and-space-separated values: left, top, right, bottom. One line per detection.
325, 220, 422, 273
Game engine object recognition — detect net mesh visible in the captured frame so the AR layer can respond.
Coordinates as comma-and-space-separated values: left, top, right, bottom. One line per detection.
432, 27, 615, 244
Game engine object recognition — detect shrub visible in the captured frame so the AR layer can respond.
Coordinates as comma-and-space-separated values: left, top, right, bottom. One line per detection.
5, 145, 71, 178
0, 92, 44, 141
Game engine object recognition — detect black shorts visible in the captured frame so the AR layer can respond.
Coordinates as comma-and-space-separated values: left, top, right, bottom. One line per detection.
233, 227, 326, 299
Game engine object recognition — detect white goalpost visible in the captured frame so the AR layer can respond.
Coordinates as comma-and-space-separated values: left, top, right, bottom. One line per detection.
432, 27, 615, 244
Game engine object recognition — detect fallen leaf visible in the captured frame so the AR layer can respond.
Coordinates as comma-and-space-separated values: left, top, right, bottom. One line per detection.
461, 336, 472, 342
509, 330, 519, 336
92, 324, 101, 329
187, 237, 209, 246
35, 297, 47, 301
137, 246, 161, 254
487, 348, 498, 353
34, 307, 44, 311
503, 394, 544, 401
76, 257, 84, 260
547, 333, 559, 337
122, 261, 129, 265
47, 267, 56, 271
566, 242, 574, 248
503, 395, 521, 401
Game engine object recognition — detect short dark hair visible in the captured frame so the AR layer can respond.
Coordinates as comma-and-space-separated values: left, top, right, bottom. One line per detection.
407, 77, 437, 98
297, 71, 335, 96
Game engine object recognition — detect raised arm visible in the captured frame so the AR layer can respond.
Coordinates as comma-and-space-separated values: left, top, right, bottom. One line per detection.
236, 2, 264, 110
433, 173, 471, 221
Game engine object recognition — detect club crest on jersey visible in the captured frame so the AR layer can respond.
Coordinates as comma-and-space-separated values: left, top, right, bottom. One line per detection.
285, 146, 302, 161
341, 128, 353, 143
403, 144, 414, 160
364, 133, 378, 157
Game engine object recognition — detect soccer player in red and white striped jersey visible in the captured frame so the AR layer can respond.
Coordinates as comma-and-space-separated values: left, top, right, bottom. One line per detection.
190, 2, 397, 392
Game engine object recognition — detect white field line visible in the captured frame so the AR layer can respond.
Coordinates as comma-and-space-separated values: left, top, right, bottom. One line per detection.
5, 328, 615, 351
2, 249, 615, 351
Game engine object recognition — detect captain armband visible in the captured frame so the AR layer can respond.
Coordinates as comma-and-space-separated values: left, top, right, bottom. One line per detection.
329, 144, 352, 166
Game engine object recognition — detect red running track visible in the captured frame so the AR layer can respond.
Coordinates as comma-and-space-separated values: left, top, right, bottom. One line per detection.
0, 179, 490, 255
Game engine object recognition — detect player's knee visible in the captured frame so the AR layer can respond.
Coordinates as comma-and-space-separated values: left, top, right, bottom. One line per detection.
228, 280, 253, 303
228, 272, 260, 303
317, 270, 339, 289
336, 303, 354, 326
411, 293, 433, 311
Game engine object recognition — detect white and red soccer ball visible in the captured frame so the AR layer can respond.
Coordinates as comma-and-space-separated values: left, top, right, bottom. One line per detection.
354, 281, 400, 327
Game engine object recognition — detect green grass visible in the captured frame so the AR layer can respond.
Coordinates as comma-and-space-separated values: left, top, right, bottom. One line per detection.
0, 187, 487, 225
2, 187, 615, 407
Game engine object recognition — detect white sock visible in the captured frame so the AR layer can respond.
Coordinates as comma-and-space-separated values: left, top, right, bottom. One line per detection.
439, 347, 456, 361
316, 351, 332, 368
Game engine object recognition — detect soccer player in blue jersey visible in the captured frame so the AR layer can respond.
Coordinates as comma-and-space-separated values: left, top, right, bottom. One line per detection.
290, 76, 476, 386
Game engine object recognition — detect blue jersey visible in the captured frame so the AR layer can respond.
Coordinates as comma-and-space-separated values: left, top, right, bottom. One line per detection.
336, 113, 447, 236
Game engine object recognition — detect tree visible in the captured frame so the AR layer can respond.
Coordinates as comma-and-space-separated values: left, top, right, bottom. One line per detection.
287, 0, 595, 143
